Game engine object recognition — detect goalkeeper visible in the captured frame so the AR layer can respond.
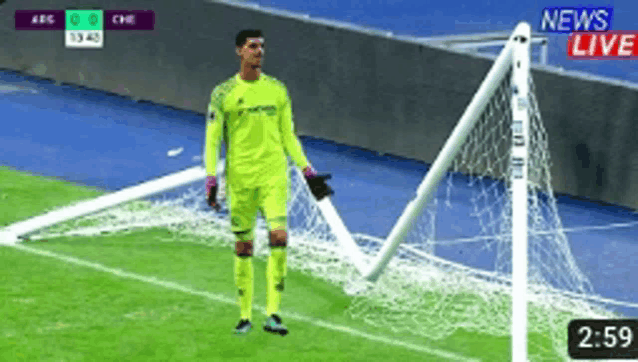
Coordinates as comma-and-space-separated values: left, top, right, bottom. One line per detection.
205, 29, 333, 336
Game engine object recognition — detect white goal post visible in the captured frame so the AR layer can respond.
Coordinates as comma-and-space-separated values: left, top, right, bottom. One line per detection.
360, 23, 531, 283
355, 22, 532, 360
0, 161, 367, 271
414, 30, 548, 65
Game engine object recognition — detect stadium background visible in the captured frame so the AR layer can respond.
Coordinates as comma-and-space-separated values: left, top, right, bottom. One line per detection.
244, 0, 638, 83
1, 0, 637, 325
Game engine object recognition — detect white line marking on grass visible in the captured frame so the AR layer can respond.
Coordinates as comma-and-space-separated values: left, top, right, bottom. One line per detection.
8, 243, 480, 362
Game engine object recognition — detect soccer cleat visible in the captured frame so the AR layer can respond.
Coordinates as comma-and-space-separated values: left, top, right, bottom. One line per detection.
234, 319, 252, 335
263, 314, 288, 336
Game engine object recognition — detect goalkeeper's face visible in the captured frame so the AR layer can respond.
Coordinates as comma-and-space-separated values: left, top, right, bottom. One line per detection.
237, 37, 265, 70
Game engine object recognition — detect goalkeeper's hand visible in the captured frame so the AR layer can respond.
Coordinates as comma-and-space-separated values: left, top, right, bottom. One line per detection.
303, 166, 334, 201
206, 176, 220, 211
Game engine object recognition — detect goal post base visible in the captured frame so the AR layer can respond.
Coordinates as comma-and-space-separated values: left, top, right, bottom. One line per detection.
2, 166, 207, 240
0, 230, 19, 246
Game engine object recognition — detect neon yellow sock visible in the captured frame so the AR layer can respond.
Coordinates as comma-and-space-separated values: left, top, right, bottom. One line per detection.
266, 248, 287, 316
234, 255, 253, 320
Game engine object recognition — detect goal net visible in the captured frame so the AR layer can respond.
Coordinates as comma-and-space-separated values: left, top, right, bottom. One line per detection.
1, 22, 619, 361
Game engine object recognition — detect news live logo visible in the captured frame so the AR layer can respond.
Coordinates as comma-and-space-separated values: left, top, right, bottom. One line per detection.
540, 7, 613, 33
567, 32, 638, 58
540, 6, 636, 59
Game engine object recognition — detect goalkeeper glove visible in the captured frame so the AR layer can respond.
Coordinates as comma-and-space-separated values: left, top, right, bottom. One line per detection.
206, 176, 220, 211
303, 166, 334, 201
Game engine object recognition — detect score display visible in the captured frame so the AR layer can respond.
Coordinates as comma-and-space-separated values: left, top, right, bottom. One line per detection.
15, 10, 155, 49
65, 10, 103, 48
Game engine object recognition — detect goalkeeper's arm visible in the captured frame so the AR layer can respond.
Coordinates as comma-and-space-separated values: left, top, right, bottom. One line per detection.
205, 92, 224, 209
278, 90, 334, 201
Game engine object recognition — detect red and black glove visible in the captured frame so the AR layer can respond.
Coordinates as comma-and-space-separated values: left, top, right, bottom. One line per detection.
206, 176, 220, 211
303, 167, 334, 201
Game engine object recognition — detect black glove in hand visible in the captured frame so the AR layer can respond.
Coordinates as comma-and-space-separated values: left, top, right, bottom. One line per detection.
305, 172, 334, 201
206, 176, 221, 211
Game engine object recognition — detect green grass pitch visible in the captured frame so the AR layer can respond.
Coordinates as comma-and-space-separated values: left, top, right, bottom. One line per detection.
0, 166, 561, 361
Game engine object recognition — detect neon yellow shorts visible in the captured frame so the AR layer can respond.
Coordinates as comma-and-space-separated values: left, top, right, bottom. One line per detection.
228, 175, 288, 241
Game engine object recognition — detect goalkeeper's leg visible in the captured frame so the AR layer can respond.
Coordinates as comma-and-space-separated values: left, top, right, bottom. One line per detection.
234, 232, 254, 334
229, 186, 259, 334
266, 228, 287, 314
260, 176, 289, 336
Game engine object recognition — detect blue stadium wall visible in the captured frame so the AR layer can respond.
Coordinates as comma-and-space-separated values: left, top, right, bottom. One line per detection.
1, 0, 637, 210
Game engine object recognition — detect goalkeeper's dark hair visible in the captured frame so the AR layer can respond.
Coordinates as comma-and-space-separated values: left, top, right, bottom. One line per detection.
235, 29, 263, 47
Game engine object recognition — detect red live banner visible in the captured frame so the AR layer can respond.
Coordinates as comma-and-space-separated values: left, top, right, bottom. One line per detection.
567, 31, 638, 58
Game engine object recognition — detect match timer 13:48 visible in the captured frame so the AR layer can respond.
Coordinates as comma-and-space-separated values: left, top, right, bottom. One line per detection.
568, 319, 638, 359
65, 10, 103, 48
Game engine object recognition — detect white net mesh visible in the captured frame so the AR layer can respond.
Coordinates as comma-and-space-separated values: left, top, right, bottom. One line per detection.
23, 72, 619, 361
340, 73, 619, 361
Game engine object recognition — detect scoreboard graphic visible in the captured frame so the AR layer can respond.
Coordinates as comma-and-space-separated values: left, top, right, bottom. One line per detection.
15, 10, 155, 49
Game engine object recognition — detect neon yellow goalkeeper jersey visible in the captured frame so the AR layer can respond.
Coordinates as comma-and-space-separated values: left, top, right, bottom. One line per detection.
205, 73, 310, 187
